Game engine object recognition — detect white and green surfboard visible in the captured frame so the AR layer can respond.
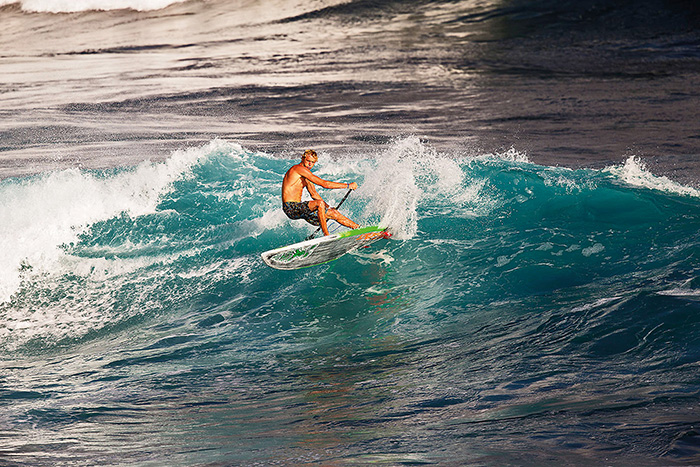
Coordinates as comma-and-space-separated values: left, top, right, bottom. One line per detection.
261, 226, 391, 270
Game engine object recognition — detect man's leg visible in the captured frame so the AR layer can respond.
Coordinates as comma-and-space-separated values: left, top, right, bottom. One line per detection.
308, 199, 330, 235
327, 208, 359, 230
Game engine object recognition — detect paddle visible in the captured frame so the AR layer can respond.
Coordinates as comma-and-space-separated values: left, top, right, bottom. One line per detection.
306, 188, 353, 240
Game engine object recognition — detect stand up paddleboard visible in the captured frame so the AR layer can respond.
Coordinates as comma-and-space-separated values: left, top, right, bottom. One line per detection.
261, 226, 391, 270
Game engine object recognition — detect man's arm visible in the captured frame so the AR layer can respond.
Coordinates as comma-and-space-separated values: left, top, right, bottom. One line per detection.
297, 166, 350, 190
305, 178, 323, 201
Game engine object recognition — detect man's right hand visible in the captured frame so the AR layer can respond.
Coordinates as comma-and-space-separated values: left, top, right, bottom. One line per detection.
349, 182, 358, 190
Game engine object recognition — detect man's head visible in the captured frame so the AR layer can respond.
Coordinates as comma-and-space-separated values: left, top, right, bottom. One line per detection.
302, 149, 318, 168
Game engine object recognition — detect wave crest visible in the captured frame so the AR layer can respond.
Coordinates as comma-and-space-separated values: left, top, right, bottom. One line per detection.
605, 156, 700, 198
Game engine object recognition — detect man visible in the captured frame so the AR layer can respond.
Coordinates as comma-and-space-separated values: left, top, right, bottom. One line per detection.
282, 149, 359, 236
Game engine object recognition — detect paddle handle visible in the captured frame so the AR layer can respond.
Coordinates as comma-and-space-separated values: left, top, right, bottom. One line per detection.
335, 187, 353, 210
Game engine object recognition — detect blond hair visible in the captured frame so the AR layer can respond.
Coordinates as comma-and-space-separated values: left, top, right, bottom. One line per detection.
303, 149, 318, 161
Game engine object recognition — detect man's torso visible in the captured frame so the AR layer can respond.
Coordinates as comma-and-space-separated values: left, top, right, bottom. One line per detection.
282, 164, 307, 203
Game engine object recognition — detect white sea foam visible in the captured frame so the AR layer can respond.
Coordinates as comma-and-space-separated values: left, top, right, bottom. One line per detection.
605, 156, 700, 198
0, 139, 228, 303
479, 146, 531, 164
0, 0, 187, 12
582, 243, 605, 257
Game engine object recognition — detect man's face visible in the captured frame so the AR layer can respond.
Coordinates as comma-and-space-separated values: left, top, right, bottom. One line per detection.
303, 156, 317, 169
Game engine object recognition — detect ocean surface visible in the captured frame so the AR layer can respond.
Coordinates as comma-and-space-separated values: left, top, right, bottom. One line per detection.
1, 0, 700, 465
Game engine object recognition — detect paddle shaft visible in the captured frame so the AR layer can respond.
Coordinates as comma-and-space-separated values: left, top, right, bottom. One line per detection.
306, 188, 353, 240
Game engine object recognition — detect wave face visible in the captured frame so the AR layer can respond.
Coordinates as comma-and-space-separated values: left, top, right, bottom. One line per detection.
2, 139, 700, 464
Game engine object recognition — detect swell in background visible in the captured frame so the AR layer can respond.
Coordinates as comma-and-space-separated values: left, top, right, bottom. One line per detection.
1, 0, 699, 182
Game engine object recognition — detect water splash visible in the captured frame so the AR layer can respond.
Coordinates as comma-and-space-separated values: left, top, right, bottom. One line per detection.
358, 136, 491, 239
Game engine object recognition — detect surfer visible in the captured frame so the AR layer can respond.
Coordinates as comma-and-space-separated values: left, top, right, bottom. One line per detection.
282, 149, 359, 236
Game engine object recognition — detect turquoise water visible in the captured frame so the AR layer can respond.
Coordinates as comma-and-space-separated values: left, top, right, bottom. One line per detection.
2, 138, 700, 465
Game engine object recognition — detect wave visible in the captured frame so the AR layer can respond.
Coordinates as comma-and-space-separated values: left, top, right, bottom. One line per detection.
0, 0, 187, 13
1, 138, 699, 353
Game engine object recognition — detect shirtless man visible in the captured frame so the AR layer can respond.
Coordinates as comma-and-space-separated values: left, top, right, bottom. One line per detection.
282, 149, 359, 236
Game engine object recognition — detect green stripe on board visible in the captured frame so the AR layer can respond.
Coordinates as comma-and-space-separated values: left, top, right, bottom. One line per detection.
337, 225, 384, 238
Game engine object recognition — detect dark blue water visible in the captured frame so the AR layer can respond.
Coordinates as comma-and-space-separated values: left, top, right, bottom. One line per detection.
1, 0, 700, 465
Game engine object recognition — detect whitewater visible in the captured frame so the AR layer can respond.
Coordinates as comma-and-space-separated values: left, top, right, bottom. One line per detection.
2, 0, 700, 465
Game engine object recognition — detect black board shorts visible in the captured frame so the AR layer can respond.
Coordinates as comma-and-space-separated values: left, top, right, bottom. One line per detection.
282, 201, 320, 226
